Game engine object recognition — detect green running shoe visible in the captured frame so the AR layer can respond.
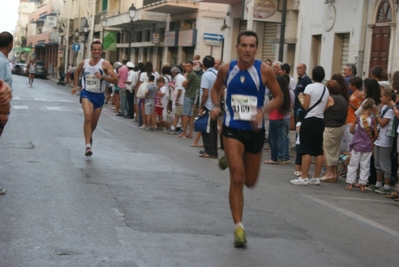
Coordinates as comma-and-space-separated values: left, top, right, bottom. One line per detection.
218, 156, 228, 170
234, 226, 247, 247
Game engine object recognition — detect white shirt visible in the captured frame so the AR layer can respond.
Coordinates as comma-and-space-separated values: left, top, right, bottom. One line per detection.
140, 71, 159, 83
304, 83, 329, 119
126, 70, 138, 92
158, 85, 168, 108
289, 76, 297, 91
375, 105, 394, 148
173, 73, 186, 107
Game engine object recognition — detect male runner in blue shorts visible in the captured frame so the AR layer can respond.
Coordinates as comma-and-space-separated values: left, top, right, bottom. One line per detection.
71, 41, 118, 156
210, 31, 283, 247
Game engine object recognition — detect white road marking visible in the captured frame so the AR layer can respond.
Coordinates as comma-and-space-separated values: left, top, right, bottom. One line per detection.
12, 96, 74, 103
12, 105, 29, 109
304, 195, 399, 238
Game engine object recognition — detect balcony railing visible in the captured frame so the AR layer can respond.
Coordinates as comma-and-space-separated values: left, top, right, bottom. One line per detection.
143, 0, 196, 6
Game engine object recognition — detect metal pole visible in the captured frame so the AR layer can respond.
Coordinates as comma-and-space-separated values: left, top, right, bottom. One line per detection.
221, 38, 224, 62
278, 0, 287, 62
246, 0, 254, 31
64, 0, 71, 74
87, 0, 95, 58
128, 20, 133, 60
102, 28, 105, 48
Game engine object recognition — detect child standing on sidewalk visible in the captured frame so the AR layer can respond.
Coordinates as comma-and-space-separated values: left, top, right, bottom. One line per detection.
294, 117, 302, 177
346, 99, 378, 192
367, 89, 395, 194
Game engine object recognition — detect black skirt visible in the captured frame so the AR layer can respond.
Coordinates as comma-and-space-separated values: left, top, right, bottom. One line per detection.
299, 117, 325, 156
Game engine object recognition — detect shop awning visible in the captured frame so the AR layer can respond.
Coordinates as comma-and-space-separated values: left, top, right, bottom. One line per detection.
14, 47, 32, 53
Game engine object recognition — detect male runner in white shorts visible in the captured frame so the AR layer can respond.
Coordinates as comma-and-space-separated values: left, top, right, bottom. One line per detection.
71, 41, 118, 156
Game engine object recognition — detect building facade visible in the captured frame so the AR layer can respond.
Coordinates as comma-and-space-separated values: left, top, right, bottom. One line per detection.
18, 0, 399, 80
297, 0, 398, 80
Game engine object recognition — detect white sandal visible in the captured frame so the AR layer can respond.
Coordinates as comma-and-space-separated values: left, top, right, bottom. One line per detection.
294, 171, 302, 177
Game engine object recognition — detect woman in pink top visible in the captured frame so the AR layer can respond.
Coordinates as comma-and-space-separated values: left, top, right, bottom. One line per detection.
264, 75, 292, 164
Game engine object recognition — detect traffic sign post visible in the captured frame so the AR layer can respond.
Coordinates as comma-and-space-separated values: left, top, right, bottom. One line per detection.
203, 33, 224, 57
203, 33, 224, 41
72, 43, 81, 52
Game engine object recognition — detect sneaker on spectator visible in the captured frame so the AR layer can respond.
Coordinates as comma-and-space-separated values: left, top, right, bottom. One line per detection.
366, 185, 380, 191
290, 177, 309, 185
386, 191, 399, 199
309, 177, 321, 186
375, 187, 391, 195
278, 159, 291, 164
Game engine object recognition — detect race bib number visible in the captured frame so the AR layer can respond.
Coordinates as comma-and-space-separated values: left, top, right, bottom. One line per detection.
86, 74, 99, 90
231, 94, 258, 121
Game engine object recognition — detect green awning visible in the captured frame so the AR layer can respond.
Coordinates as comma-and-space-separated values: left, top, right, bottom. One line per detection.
14, 47, 31, 52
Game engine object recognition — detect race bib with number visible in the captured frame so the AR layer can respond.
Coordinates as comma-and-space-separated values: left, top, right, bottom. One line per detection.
86, 74, 100, 90
231, 94, 258, 121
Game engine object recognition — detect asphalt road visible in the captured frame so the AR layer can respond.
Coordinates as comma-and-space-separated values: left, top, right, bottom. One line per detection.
0, 74, 398, 267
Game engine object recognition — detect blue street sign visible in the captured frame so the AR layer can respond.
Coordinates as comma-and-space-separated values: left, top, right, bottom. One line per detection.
203, 33, 224, 41
72, 43, 80, 51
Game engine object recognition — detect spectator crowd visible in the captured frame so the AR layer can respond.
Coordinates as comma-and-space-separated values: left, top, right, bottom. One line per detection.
96, 55, 399, 203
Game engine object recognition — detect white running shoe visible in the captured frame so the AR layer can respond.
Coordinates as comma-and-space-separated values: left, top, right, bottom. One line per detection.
290, 177, 309, 185
308, 177, 321, 186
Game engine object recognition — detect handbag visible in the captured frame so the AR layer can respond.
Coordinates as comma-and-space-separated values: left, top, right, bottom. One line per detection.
136, 81, 148, 99
297, 86, 326, 120
194, 111, 210, 133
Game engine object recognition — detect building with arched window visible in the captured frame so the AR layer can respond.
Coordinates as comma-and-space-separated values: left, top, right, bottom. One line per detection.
297, 0, 398, 80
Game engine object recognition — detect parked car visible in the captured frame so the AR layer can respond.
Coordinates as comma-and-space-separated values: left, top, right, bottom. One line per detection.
12, 63, 27, 76
35, 63, 47, 79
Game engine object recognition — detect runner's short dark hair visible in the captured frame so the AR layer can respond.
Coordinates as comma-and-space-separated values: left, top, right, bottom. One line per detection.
90, 41, 102, 50
237, 31, 258, 46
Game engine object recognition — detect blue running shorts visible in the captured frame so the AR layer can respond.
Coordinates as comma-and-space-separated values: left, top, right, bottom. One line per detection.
80, 89, 105, 109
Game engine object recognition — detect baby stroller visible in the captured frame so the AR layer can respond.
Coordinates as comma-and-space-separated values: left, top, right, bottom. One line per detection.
57, 73, 66, 86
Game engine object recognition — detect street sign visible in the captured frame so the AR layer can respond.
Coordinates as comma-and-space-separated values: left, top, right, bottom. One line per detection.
72, 43, 80, 52
152, 33, 159, 44
203, 33, 224, 41
205, 40, 221, 46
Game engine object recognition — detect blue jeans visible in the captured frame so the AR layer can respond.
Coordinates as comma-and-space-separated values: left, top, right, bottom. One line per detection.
269, 119, 290, 161
119, 88, 128, 116
278, 118, 290, 161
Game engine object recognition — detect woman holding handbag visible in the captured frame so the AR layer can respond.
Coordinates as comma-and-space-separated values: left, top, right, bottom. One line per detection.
291, 66, 329, 186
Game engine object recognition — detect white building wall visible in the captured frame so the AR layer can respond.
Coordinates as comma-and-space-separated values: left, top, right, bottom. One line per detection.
296, 0, 399, 80
296, 0, 366, 79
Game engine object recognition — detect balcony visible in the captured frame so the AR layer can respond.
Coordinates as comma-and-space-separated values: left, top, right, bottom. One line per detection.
195, 0, 242, 4
27, 32, 52, 47
142, 0, 199, 15
28, 2, 57, 23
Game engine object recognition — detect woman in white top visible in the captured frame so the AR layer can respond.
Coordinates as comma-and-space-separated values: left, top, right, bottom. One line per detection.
291, 66, 330, 185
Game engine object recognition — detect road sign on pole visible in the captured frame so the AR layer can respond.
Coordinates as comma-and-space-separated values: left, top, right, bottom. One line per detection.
203, 33, 224, 41
72, 43, 80, 52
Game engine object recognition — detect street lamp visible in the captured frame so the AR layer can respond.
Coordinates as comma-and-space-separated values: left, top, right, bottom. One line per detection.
101, 16, 107, 49
58, 27, 66, 73
128, 4, 137, 59
82, 19, 90, 60
74, 29, 79, 64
